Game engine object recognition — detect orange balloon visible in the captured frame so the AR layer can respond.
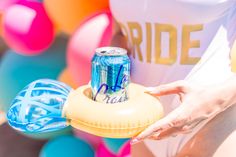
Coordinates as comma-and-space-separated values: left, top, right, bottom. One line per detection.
58, 68, 78, 89
44, 0, 109, 34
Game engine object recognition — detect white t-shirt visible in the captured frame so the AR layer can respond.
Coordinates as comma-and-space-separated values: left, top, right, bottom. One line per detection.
110, 0, 236, 114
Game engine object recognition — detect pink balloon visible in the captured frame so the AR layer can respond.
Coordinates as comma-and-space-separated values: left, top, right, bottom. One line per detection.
2, 1, 54, 55
0, 0, 19, 12
117, 141, 131, 157
73, 129, 102, 149
96, 142, 117, 157
67, 11, 113, 86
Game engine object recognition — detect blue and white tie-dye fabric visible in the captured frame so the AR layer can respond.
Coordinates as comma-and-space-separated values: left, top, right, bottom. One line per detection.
7, 79, 72, 133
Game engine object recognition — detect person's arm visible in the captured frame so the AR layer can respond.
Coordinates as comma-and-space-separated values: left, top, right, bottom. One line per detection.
131, 74, 236, 144
110, 19, 129, 50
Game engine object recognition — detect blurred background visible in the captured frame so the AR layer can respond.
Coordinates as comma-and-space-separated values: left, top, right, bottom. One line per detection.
0, 0, 130, 156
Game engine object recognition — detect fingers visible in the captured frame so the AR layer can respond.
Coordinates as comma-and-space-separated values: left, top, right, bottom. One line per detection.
148, 118, 205, 141
146, 80, 190, 96
132, 114, 207, 143
181, 116, 207, 132
131, 106, 184, 144
148, 127, 180, 140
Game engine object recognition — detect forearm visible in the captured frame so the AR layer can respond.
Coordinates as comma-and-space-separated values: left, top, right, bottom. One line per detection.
110, 32, 128, 49
110, 18, 129, 53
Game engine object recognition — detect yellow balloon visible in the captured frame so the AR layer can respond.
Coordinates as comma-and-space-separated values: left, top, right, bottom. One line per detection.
44, 0, 109, 34
62, 83, 164, 138
58, 68, 78, 89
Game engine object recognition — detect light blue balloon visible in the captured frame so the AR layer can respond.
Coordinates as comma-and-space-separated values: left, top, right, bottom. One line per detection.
0, 36, 72, 139
7, 79, 71, 133
0, 36, 67, 112
40, 136, 94, 157
103, 138, 129, 154
25, 127, 72, 139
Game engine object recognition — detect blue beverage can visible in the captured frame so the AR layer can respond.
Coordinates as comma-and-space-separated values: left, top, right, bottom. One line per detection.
91, 47, 130, 104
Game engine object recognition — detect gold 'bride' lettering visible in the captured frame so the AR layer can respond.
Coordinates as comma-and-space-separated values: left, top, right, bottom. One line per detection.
119, 22, 203, 65
181, 24, 203, 64
146, 22, 152, 63
128, 22, 143, 61
155, 23, 177, 65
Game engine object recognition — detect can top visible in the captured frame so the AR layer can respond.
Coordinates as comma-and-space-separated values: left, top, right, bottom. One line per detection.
95, 47, 127, 56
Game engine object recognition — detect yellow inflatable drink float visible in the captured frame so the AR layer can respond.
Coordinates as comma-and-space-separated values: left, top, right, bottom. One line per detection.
63, 83, 163, 138
6, 47, 163, 138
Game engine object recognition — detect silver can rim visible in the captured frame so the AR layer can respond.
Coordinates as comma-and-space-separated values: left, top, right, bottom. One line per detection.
95, 47, 127, 56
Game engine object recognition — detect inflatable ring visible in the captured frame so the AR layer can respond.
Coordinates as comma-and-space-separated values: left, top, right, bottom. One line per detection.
63, 83, 164, 138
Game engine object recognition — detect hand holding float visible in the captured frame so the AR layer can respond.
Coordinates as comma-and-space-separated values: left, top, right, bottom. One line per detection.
7, 79, 163, 138
7, 47, 163, 138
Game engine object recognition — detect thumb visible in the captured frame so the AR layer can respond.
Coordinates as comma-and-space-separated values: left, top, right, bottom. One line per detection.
145, 80, 190, 96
